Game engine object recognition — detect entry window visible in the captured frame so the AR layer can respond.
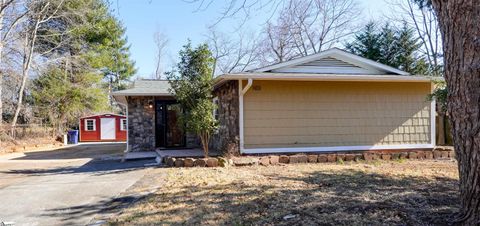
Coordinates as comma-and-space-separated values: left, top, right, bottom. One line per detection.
213, 97, 219, 120
120, 119, 127, 131
85, 119, 96, 131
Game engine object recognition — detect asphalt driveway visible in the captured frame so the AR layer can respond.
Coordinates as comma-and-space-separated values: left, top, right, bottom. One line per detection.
0, 143, 154, 226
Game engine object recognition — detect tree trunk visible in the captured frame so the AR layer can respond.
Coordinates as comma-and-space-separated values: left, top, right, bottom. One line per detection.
11, 19, 39, 130
200, 132, 209, 158
431, 1, 480, 224
437, 111, 446, 145
0, 0, 5, 133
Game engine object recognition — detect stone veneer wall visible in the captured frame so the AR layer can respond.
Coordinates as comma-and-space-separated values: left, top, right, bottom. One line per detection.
127, 96, 200, 152
186, 133, 200, 148
127, 96, 156, 152
211, 80, 240, 156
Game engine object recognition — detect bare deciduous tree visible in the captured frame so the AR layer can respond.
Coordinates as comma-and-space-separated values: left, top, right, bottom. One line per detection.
187, 0, 285, 26
261, 19, 296, 63
153, 28, 168, 79
389, 0, 442, 75
260, 0, 359, 64
0, 0, 27, 132
190, 0, 358, 67
288, 0, 359, 54
206, 27, 261, 75
10, 0, 65, 131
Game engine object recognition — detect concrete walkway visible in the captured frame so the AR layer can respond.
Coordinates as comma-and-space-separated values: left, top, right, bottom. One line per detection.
0, 143, 153, 226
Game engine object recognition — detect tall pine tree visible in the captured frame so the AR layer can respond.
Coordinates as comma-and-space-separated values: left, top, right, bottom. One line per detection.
34, 0, 136, 91
31, 0, 136, 132
346, 22, 428, 75
345, 22, 381, 61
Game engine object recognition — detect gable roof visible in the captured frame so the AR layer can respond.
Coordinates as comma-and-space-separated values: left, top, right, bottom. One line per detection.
252, 48, 410, 75
113, 80, 171, 96
112, 80, 172, 105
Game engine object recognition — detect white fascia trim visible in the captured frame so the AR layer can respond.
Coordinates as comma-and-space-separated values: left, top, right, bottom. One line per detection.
242, 144, 435, 154
431, 99, 436, 147
112, 93, 173, 96
126, 103, 129, 152
218, 73, 431, 83
116, 102, 130, 152
239, 80, 244, 153
239, 78, 253, 154
82, 113, 126, 119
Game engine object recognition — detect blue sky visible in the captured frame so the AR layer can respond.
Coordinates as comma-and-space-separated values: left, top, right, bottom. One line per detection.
113, 0, 390, 78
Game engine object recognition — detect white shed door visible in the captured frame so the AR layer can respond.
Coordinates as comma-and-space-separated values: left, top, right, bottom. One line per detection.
100, 118, 116, 140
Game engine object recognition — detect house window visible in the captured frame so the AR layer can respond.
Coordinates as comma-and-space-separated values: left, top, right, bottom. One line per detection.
213, 97, 219, 120
85, 119, 96, 131
120, 119, 127, 131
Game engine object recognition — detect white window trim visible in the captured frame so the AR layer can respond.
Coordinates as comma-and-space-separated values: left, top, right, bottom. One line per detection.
120, 119, 127, 131
85, 119, 96, 131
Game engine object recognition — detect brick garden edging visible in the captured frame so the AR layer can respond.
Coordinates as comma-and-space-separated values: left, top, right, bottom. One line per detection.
162, 147, 455, 168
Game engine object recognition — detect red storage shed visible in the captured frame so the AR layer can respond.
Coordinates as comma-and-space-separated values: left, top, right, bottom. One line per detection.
79, 114, 127, 142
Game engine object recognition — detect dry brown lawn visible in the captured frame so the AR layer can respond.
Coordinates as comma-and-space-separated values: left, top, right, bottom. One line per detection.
110, 160, 459, 226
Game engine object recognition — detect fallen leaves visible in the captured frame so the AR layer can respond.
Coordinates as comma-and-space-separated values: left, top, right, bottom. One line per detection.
110, 160, 459, 225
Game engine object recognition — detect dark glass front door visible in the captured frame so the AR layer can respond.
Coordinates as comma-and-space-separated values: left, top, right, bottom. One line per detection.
155, 101, 186, 148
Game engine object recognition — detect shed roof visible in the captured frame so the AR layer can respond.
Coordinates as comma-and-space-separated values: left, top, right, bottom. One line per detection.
80, 113, 125, 119
112, 80, 173, 105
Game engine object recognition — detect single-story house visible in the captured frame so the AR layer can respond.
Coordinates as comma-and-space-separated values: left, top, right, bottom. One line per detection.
113, 48, 435, 155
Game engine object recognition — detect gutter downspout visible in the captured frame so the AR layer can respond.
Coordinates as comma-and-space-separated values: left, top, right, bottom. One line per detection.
117, 96, 129, 162
239, 78, 253, 154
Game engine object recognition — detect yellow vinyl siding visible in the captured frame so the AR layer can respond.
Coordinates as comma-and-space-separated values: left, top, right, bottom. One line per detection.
243, 80, 432, 149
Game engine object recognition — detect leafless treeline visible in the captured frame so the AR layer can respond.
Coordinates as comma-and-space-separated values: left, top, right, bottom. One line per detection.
205, 0, 359, 75
0, 0, 72, 134
183, 0, 442, 76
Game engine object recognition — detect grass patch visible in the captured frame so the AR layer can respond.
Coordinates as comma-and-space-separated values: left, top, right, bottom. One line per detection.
109, 160, 459, 225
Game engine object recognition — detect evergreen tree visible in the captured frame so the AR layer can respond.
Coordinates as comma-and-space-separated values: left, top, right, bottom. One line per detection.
346, 22, 428, 75
31, 0, 135, 132
34, 0, 136, 91
378, 24, 400, 67
167, 42, 217, 158
395, 23, 428, 74
31, 67, 108, 133
345, 22, 381, 61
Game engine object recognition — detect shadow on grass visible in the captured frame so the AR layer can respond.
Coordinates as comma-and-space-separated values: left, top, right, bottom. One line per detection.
111, 168, 459, 226
40, 194, 148, 222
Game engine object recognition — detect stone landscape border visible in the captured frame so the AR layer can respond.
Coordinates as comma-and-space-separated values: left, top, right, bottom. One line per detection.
163, 147, 455, 168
